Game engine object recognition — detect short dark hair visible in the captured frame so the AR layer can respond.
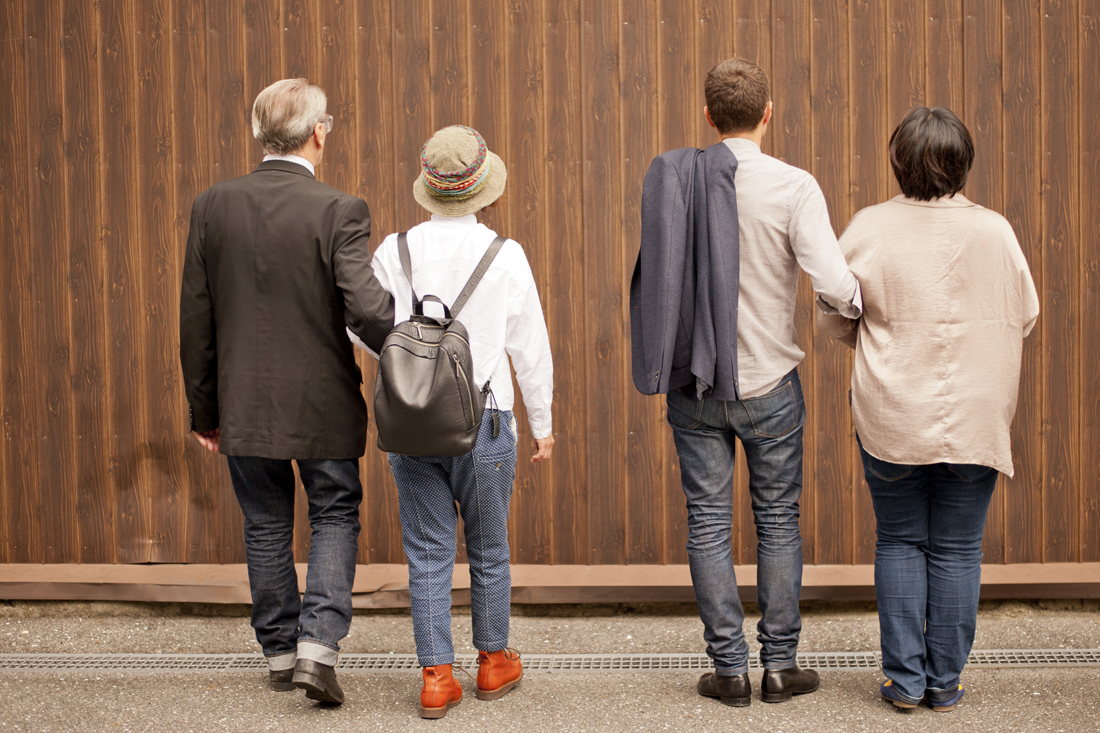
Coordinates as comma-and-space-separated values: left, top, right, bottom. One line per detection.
704, 58, 770, 135
889, 106, 974, 201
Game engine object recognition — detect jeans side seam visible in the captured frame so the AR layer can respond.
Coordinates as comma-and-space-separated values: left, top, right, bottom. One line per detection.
407, 467, 438, 666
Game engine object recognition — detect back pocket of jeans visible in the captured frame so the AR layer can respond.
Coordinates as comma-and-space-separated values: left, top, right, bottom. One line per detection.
742, 381, 803, 438
862, 452, 913, 482
946, 463, 996, 482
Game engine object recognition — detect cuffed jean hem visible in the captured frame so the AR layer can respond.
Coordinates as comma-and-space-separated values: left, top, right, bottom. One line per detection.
265, 651, 297, 671
762, 659, 799, 671
715, 664, 749, 677
891, 687, 923, 705
298, 639, 339, 667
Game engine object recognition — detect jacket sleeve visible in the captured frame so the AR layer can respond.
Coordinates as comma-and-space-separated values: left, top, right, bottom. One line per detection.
178, 193, 219, 432
333, 197, 395, 353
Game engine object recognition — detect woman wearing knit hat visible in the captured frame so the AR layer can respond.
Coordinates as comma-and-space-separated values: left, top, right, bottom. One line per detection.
352, 125, 554, 718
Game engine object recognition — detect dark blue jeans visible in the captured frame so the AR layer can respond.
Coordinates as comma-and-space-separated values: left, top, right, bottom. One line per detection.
226, 456, 363, 667
859, 442, 998, 704
667, 369, 806, 675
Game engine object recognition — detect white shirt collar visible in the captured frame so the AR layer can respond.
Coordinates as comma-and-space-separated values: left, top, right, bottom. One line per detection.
263, 154, 315, 176
429, 213, 478, 225
722, 137, 762, 154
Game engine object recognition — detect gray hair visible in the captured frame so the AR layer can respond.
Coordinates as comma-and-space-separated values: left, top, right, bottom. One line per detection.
251, 79, 327, 155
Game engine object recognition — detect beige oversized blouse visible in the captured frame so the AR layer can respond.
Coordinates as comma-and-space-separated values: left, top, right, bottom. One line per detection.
817, 195, 1039, 477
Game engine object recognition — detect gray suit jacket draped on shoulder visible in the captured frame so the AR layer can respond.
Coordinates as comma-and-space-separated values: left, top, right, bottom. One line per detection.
630, 143, 740, 401
179, 160, 395, 459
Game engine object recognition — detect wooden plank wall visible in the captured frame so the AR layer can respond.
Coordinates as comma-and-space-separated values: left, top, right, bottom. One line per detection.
1, 0, 1096, 570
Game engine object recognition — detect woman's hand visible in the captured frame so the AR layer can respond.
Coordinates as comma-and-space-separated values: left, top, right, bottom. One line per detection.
531, 434, 555, 464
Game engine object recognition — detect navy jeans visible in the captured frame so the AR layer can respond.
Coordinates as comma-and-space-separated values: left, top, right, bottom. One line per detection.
226, 456, 363, 667
859, 441, 998, 704
667, 369, 806, 675
388, 411, 518, 667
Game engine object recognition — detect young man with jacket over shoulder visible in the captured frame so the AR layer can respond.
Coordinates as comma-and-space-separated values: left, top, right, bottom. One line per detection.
631, 57, 862, 707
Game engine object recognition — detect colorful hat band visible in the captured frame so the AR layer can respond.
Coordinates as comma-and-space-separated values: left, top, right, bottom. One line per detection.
420, 126, 492, 202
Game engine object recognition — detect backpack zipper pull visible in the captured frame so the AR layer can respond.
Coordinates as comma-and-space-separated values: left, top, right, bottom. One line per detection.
415, 322, 423, 339
492, 411, 500, 438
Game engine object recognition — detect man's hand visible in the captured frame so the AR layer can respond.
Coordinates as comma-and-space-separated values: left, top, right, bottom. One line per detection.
193, 428, 220, 453
531, 434, 554, 464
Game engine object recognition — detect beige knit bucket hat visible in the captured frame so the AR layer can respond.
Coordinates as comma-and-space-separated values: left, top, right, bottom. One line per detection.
413, 125, 507, 218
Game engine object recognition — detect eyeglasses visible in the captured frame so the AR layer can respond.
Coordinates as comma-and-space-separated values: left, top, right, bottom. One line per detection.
320, 114, 333, 134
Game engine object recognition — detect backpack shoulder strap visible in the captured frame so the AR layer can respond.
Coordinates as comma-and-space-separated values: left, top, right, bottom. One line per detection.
450, 236, 506, 318
397, 232, 420, 308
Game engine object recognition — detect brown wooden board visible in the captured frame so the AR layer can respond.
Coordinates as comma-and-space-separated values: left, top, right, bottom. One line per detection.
504, 0, 551, 564
544, 0, 589, 565
886, 0, 925, 198
466, 1, 507, 237
1041, 0, 1080, 563
619, 0, 663, 565
849, 0, 888, 565
0, 0, 39, 563
283, 0, 314, 80
100, 0, 141, 566
26, 0, 77, 563
925, 0, 964, 111
1001, 0, 1044, 565
242, 1, 281, 171
1081, 0, 1100, 561
583, 0, 627, 564
132, 0, 185, 564
964, 0, 1007, 563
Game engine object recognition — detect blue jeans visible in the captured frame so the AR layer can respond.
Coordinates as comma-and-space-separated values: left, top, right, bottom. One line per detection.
859, 441, 998, 704
667, 369, 806, 675
226, 456, 362, 668
388, 411, 518, 667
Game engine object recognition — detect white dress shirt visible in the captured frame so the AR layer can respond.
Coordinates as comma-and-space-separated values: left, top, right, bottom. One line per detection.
262, 153, 315, 176
722, 138, 862, 397
351, 215, 554, 438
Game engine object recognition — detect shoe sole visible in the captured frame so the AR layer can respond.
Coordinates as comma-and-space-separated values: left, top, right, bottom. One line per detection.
476, 671, 523, 701
697, 690, 751, 707
762, 679, 821, 704
292, 672, 344, 705
931, 703, 957, 712
420, 698, 462, 719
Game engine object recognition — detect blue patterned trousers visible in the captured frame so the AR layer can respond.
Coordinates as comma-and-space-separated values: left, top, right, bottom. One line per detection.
388, 411, 517, 667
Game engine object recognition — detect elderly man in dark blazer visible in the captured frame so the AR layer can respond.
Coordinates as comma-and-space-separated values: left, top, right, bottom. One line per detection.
179, 78, 394, 705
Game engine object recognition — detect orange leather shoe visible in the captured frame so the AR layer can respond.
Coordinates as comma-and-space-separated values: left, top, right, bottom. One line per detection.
476, 648, 523, 701
420, 664, 462, 719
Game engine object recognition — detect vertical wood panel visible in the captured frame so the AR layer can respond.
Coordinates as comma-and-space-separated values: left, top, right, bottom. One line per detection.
283, 0, 315, 80
771, 0, 815, 562
964, 0, 1008, 563
100, 0, 141, 566
926, 0, 965, 110
1080, 0, 1100, 561
849, 0, 888, 565
355, 0, 399, 564
0, 0, 39, 563
583, 0, 627, 564
544, 0, 589, 564
132, 0, 184, 564
695, 1, 732, 146
392, 0, 431, 235
505, 0, 551, 563
27, 0, 77, 563
1041, 0, 1080, 562
656, 0, 695, 565
467, 1, 507, 235
810, 0, 853, 565
620, 0, 662, 564
243, 1, 281, 171
887, 0, 925, 198
430, 0, 467, 129
1002, 0, 1044, 564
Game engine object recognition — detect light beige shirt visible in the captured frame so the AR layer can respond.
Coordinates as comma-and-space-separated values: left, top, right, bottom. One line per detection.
722, 138, 862, 397
817, 194, 1039, 476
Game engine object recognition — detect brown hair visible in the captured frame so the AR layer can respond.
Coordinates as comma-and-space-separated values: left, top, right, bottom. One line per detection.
889, 107, 974, 201
704, 58, 771, 135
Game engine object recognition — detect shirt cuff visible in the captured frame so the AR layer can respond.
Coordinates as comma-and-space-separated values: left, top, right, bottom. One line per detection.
529, 422, 553, 440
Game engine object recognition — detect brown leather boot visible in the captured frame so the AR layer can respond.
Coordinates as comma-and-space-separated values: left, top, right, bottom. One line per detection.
476, 649, 523, 701
420, 664, 462, 719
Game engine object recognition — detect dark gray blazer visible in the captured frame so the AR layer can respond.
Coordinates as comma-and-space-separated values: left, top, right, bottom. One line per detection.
179, 160, 395, 459
630, 143, 740, 401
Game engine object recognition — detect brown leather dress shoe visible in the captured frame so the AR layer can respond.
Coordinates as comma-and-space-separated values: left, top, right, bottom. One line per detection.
268, 668, 295, 692
292, 659, 345, 704
476, 649, 523, 701
760, 665, 820, 703
420, 664, 463, 719
697, 672, 751, 707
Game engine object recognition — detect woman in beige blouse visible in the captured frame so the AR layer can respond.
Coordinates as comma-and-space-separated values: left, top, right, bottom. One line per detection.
818, 106, 1039, 713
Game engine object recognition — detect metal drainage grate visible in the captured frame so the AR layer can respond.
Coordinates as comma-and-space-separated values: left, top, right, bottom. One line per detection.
1, 650, 1098, 674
